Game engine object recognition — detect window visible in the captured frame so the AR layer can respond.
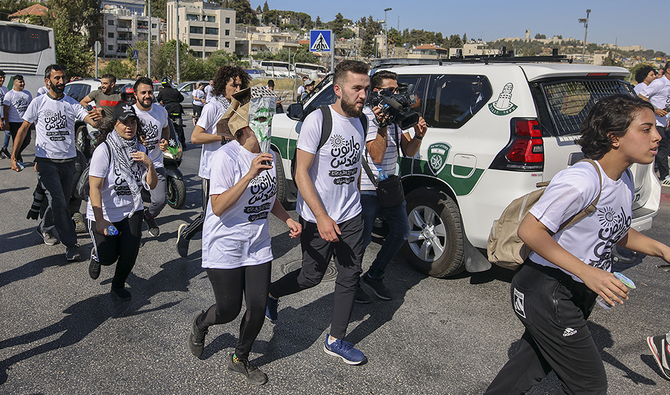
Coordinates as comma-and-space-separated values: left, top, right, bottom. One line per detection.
205, 40, 217, 47
108, 44, 114, 50
190, 26, 203, 34
64, 84, 85, 101
195, 51, 203, 57
186, 14, 199, 21
152, 23, 157, 28
108, 20, 114, 26
190, 39, 203, 46
204, 15, 215, 22
225, 17, 230, 23
225, 29, 230, 36
424, 75, 492, 129
224, 41, 230, 48
108, 32, 114, 38
205, 27, 218, 35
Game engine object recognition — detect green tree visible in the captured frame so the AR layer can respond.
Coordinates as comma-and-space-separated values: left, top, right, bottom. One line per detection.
230, 0, 258, 25
148, 0, 167, 20
534, 33, 546, 39
315, 16, 321, 28
262, 1, 269, 13
102, 59, 135, 79
462, 33, 467, 43
387, 27, 402, 46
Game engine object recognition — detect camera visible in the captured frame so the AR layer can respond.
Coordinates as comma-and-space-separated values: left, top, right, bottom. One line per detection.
368, 85, 420, 130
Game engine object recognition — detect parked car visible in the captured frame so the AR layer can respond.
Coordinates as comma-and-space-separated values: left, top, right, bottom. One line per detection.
269, 56, 661, 278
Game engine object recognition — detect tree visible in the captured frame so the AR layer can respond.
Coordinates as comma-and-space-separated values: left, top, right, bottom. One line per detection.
102, 60, 135, 79
387, 27, 402, 46
462, 33, 467, 43
534, 33, 546, 40
315, 16, 321, 28
230, 0, 258, 25
262, 1, 269, 13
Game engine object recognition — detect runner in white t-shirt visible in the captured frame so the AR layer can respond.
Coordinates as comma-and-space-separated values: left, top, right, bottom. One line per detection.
86, 103, 157, 300
11, 65, 98, 262
266, 60, 371, 366
4, 75, 33, 163
186, 89, 300, 385
204, 79, 214, 103
639, 62, 670, 184
176, 65, 250, 258
132, 77, 169, 237
486, 94, 670, 394
191, 82, 206, 124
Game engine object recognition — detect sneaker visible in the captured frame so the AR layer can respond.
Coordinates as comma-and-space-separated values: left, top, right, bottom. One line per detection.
111, 286, 132, 301
176, 223, 189, 258
228, 353, 268, 385
0, 150, 6, 159
265, 295, 278, 322
36, 226, 59, 246
72, 212, 87, 234
323, 334, 366, 365
187, 311, 208, 358
663, 177, 670, 187
647, 335, 670, 380
1, 148, 10, 158
362, 273, 392, 301
65, 245, 81, 262
89, 256, 101, 280
354, 285, 371, 304
144, 210, 160, 237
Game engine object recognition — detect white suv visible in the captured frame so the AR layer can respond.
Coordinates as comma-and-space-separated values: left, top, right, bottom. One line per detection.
269, 59, 661, 278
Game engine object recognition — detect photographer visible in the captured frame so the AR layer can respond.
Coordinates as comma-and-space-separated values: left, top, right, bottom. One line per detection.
356, 70, 427, 303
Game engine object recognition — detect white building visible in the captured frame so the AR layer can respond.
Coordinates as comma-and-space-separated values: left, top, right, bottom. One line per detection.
166, 0, 236, 59
101, 0, 163, 58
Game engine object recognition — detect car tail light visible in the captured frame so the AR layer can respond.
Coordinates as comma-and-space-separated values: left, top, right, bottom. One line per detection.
490, 119, 544, 171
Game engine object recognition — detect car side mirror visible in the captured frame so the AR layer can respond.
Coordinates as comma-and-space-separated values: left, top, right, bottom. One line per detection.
287, 103, 304, 121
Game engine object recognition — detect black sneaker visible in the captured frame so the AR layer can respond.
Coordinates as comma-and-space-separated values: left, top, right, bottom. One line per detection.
647, 335, 670, 380
1, 148, 10, 159
65, 245, 81, 262
111, 286, 131, 301
36, 226, 59, 246
176, 223, 189, 258
144, 210, 160, 237
362, 273, 392, 301
187, 311, 208, 358
89, 256, 101, 280
354, 284, 371, 304
228, 353, 268, 385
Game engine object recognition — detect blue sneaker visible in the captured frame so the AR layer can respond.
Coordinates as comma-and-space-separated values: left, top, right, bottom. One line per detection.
265, 296, 278, 322
323, 334, 366, 365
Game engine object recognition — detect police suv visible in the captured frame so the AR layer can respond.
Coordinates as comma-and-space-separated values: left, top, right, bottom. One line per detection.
268, 56, 661, 278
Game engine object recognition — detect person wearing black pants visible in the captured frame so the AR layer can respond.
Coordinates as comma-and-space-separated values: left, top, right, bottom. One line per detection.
86, 104, 157, 300
8, 122, 30, 163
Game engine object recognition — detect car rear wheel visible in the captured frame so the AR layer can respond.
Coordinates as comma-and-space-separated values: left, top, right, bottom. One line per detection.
402, 187, 465, 278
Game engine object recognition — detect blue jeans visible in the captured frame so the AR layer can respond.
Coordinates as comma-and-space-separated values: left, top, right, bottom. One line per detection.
2, 129, 9, 149
361, 192, 409, 280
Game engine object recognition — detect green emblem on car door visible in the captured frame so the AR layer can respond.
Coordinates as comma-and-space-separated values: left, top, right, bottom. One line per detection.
428, 142, 450, 175
489, 82, 518, 116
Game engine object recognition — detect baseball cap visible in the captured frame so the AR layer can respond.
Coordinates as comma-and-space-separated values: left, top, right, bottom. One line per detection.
112, 103, 138, 122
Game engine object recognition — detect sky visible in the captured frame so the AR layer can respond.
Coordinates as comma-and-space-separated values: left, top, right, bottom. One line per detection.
252, 0, 669, 55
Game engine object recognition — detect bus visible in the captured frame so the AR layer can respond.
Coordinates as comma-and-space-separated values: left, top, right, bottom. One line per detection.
0, 21, 56, 94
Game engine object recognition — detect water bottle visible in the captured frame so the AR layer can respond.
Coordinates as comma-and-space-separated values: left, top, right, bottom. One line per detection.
597, 272, 636, 310
16, 161, 25, 171
377, 167, 388, 181
107, 225, 119, 236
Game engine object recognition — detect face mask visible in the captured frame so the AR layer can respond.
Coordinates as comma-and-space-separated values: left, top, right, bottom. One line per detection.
249, 95, 276, 154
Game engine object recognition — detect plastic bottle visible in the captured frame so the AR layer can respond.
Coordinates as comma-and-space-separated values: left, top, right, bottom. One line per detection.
377, 167, 388, 181
107, 225, 119, 236
16, 161, 25, 171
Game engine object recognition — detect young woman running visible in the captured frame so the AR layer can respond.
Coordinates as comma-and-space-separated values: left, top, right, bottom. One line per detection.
485, 94, 670, 395
186, 88, 301, 385
87, 103, 157, 300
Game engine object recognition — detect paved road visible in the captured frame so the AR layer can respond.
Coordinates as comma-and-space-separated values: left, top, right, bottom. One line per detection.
1, 121, 670, 394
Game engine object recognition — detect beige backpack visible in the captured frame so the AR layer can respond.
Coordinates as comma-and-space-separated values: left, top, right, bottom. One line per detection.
487, 159, 601, 270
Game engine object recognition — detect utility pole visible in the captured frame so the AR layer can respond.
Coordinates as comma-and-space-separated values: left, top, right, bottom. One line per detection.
384, 7, 391, 58
175, 0, 180, 84
147, 0, 152, 78
578, 9, 591, 63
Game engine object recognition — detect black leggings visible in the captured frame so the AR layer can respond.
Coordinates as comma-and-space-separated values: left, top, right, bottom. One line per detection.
88, 212, 143, 289
197, 262, 271, 359
10, 122, 30, 162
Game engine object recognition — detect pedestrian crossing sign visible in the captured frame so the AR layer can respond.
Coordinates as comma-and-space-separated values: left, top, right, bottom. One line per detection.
310, 30, 332, 52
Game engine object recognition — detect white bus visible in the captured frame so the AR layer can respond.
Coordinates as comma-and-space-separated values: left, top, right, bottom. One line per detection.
0, 21, 56, 94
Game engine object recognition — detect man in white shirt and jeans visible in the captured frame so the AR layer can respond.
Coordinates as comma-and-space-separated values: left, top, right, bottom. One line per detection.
265, 60, 370, 365
11, 64, 98, 261
639, 61, 670, 185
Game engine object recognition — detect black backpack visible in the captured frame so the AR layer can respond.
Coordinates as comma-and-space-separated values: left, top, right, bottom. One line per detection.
74, 141, 110, 201
290, 105, 368, 178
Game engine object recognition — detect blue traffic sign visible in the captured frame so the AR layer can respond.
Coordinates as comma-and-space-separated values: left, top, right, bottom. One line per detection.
132, 50, 139, 60
310, 30, 331, 52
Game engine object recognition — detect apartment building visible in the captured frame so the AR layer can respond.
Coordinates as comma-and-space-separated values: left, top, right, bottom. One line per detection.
166, 0, 235, 59
101, 0, 163, 58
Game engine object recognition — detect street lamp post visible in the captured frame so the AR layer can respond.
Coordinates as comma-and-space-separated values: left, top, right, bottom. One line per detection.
578, 9, 591, 63
148, 0, 151, 78
175, 0, 180, 84
384, 7, 392, 59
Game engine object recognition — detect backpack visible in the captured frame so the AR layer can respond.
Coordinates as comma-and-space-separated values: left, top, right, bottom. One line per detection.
487, 159, 602, 270
74, 141, 110, 201
290, 105, 368, 178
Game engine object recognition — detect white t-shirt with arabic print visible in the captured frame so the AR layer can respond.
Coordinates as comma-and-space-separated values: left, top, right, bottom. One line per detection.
4, 89, 32, 123
24, 93, 88, 159
201, 141, 276, 269
296, 105, 365, 224
133, 103, 169, 169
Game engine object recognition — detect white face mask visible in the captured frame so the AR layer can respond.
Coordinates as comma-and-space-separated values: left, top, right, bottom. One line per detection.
248, 96, 276, 154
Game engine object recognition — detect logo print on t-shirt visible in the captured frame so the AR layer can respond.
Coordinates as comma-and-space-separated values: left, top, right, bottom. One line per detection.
113, 161, 143, 196
245, 171, 276, 221
328, 133, 360, 185
141, 122, 159, 151
590, 206, 631, 271
42, 109, 69, 141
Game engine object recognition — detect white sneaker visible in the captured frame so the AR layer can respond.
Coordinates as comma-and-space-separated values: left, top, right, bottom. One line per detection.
662, 177, 670, 187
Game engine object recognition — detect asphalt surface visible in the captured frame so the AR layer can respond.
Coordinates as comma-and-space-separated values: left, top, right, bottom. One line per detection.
2, 121, 670, 394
